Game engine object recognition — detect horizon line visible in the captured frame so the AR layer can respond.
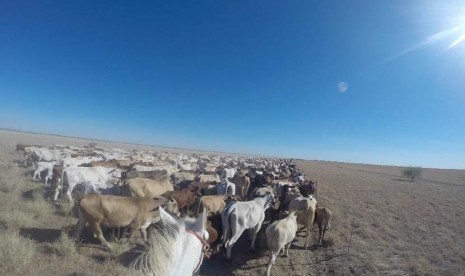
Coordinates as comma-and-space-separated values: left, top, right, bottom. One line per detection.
1, 127, 463, 171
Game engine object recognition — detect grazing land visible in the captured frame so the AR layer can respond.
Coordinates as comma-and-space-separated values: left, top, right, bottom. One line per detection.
1, 129, 464, 275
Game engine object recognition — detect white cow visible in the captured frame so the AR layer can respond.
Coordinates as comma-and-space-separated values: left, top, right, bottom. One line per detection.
25, 146, 68, 166
55, 166, 121, 202
60, 156, 102, 167
221, 192, 276, 260
223, 168, 237, 179
32, 161, 56, 185
265, 211, 298, 276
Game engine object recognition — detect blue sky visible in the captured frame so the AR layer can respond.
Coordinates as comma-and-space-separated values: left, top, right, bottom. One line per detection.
1, 1, 465, 169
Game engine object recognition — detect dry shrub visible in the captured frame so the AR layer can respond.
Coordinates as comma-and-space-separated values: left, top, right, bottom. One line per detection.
0, 231, 36, 274
58, 201, 75, 218
407, 256, 437, 276
23, 196, 53, 219
106, 232, 130, 258
0, 210, 34, 230
51, 232, 77, 257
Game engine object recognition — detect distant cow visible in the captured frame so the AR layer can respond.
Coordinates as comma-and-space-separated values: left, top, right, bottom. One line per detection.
126, 177, 174, 198
55, 166, 121, 202
231, 172, 250, 199
196, 174, 221, 184
32, 161, 56, 185
75, 194, 179, 247
313, 206, 332, 245
121, 169, 168, 181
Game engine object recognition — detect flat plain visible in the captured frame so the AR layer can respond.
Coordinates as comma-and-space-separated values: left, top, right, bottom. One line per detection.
1, 129, 464, 275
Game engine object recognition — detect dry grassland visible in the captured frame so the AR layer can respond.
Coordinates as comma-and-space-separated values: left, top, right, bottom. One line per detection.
1, 129, 464, 275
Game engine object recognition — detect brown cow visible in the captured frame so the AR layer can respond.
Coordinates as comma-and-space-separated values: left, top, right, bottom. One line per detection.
75, 194, 179, 247
126, 177, 174, 198
196, 194, 235, 216
162, 186, 201, 215
231, 172, 250, 199
313, 206, 332, 245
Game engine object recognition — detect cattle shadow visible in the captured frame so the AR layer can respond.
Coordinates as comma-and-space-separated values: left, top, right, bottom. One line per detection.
199, 223, 271, 275
20, 227, 62, 243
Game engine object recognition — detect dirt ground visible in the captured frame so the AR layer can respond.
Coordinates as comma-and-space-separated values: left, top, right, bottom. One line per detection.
1, 129, 464, 275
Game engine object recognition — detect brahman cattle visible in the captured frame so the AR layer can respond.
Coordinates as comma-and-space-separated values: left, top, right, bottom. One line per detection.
265, 211, 298, 276
196, 194, 235, 216
221, 192, 276, 260
231, 172, 250, 199
75, 194, 179, 247
162, 186, 201, 215
55, 166, 121, 202
288, 195, 317, 249
313, 206, 332, 245
32, 161, 56, 185
126, 177, 174, 198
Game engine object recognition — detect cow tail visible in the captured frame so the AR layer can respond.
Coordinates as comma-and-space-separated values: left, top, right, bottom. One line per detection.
326, 210, 331, 231
221, 202, 235, 245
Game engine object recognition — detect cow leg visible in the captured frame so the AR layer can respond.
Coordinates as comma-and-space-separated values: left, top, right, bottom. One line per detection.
66, 186, 74, 203
266, 250, 279, 276
89, 221, 110, 248
305, 210, 316, 249
225, 227, 243, 260
53, 185, 62, 201
32, 169, 39, 181
75, 210, 86, 240
284, 242, 292, 257
305, 224, 311, 249
128, 223, 140, 242
250, 223, 262, 252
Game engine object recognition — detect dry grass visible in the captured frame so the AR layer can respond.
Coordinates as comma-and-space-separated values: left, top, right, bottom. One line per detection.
51, 232, 77, 257
0, 231, 36, 274
0, 210, 34, 230
0, 163, 23, 193
1, 129, 465, 275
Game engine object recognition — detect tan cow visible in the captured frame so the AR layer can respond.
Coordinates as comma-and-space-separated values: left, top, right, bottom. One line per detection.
265, 211, 298, 276
196, 194, 235, 216
75, 194, 179, 247
196, 173, 221, 184
288, 195, 317, 249
126, 177, 174, 198
231, 172, 250, 199
313, 206, 332, 245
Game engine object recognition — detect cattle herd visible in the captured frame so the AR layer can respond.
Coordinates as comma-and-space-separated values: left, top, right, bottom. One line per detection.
16, 143, 333, 275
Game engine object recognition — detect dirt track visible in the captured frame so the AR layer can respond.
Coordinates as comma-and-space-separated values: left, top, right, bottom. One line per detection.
1, 129, 464, 275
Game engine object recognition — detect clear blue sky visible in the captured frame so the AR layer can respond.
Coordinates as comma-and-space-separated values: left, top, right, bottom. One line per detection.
1, 1, 465, 169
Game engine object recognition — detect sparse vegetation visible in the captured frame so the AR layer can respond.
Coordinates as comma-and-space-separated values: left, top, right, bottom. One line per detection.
0, 210, 34, 230
24, 196, 53, 219
401, 167, 422, 182
107, 232, 130, 258
0, 232, 36, 274
51, 232, 77, 257
0, 164, 22, 193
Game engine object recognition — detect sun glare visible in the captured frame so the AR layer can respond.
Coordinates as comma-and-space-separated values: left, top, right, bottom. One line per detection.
444, 14, 465, 49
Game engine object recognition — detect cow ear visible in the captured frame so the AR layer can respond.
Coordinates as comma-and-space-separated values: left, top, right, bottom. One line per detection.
159, 207, 178, 228
191, 209, 207, 233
